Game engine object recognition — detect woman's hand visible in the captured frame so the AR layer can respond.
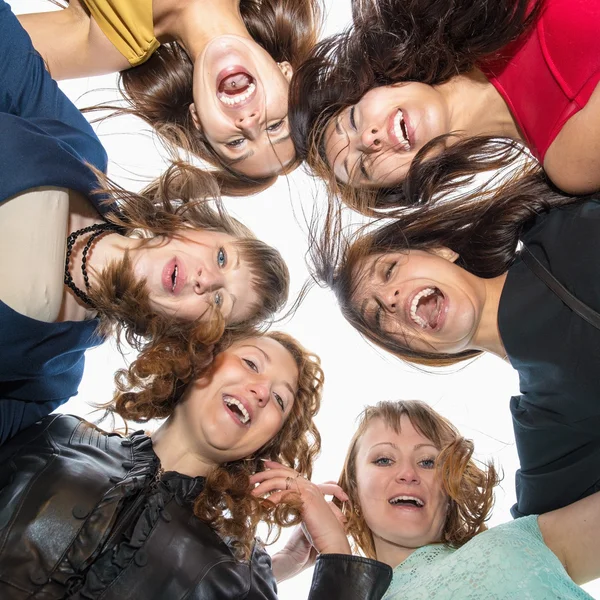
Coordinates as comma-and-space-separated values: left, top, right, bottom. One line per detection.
270, 526, 317, 583
250, 461, 351, 559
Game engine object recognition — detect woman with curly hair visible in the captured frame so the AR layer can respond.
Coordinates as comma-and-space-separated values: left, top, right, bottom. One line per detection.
290, 0, 600, 214
0, 329, 392, 599
18, 0, 323, 193
0, 1, 288, 444
311, 162, 600, 520
338, 399, 600, 598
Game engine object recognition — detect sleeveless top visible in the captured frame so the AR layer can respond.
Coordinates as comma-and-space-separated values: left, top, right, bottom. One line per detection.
383, 516, 592, 599
80, 0, 160, 66
479, 0, 600, 162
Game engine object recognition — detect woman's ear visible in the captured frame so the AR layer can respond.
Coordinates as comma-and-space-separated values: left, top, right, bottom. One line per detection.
189, 103, 201, 131
277, 61, 294, 83
431, 247, 460, 263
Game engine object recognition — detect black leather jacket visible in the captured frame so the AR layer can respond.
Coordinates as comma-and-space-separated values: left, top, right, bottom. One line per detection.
0, 415, 392, 599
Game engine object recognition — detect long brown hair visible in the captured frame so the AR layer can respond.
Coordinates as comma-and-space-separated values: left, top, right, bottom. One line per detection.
97, 0, 323, 196
313, 161, 582, 366
338, 400, 498, 558
112, 330, 324, 559
289, 0, 541, 215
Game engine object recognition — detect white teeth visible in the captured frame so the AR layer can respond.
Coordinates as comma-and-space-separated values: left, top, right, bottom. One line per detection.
223, 396, 250, 424
410, 287, 436, 329
218, 82, 256, 106
393, 109, 411, 151
389, 495, 424, 507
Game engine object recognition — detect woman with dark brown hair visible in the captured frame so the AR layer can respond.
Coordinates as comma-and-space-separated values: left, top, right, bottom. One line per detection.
311, 161, 600, 520
289, 0, 600, 215
0, 329, 392, 599
337, 399, 600, 598
18, 0, 323, 194
0, 2, 288, 444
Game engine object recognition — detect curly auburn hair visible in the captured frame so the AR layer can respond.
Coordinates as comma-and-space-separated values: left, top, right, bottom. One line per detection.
289, 0, 540, 216
111, 330, 324, 559
316, 160, 581, 367
337, 400, 498, 558
90, 0, 323, 197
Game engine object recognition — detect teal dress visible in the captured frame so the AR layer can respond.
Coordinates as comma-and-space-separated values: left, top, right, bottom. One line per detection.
383, 515, 592, 600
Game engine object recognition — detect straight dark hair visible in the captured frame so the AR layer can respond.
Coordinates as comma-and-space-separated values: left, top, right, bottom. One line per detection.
312, 161, 583, 366
289, 0, 541, 215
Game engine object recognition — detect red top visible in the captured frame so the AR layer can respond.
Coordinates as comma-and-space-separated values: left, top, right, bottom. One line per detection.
479, 0, 600, 161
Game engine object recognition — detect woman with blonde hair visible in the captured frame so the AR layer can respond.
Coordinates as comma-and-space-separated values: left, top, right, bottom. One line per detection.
18, 0, 323, 194
339, 399, 599, 598
0, 1, 288, 443
0, 329, 392, 599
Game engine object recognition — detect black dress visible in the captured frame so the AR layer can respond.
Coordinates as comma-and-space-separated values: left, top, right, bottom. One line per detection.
498, 200, 600, 518
0, 414, 391, 599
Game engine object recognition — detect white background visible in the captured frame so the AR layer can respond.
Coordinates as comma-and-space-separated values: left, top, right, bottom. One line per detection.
11, 0, 599, 597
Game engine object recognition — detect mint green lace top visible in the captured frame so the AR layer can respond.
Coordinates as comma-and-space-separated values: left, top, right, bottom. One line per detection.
383, 515, 592, 599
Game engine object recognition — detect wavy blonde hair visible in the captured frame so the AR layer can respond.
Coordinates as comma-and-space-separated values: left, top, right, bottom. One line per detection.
337, 400, 498, 558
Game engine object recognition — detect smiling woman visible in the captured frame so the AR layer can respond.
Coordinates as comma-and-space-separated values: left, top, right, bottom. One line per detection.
339, 400, 600, 599
0, 330, 392, 599
18, 0, 323, 195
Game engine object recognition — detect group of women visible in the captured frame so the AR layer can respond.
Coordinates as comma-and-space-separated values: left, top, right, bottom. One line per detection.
2, 0, 600, 597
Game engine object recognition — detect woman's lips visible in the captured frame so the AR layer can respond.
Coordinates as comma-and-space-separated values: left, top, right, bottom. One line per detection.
405, 287, 448, 331
388, 108, 414, 151
216, 65, 257, 109
162, 258, 186, 295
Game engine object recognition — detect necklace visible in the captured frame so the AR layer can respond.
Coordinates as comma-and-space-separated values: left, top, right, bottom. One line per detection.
64, 222, 119, 307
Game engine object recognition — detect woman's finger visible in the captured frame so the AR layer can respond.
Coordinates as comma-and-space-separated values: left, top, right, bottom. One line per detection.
250, 468, 303, 485
316, 483, 349, 502
251, 476, 303, 497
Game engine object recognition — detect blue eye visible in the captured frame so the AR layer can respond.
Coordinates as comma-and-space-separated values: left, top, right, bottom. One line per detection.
274, 392, 284, 411
419, 458, 436, 469
217, 248, 227, 268
243, 358, 258, 372
374, 456, 393, 466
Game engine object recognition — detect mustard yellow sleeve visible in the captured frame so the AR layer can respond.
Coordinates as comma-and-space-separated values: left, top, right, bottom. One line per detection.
80, 0, 160, 66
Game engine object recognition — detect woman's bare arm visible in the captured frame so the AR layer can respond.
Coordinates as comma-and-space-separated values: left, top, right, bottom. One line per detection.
539, 489, 600, 585
544, 82, 600, 195
17, 2, 129, 80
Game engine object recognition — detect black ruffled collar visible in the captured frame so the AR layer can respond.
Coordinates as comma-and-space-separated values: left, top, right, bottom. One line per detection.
128, 430, 205, 503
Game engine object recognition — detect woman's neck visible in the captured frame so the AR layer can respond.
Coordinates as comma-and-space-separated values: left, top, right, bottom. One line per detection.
436, 69, 524, 143
153, 0, 250, 61
374, 534, 423, 569
151, 416, 217, 478
471, 271, 509, 359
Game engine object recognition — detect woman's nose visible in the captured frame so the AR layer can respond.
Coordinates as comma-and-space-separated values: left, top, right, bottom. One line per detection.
236, 111, 260, 136
359, 127, 383, 153
193, 267, 225, 295
395, 462, 420, 484
384, 287, 400, 312
249, 381, 270, 406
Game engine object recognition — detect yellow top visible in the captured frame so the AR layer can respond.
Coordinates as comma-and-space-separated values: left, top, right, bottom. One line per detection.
80, 0, 160, 66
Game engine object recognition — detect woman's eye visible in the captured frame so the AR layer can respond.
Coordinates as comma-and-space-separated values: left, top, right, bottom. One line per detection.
419, 458, 436, 469
243, 358, 258, 372
349, 106, 357, 130
267, 119, 285, 133
225, 138, 245, 148
373, 456, 393, 466
214, 292, 223, 307
274, 392, 285, 411
217, 247, 227, 268
385, 261, 397, 281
